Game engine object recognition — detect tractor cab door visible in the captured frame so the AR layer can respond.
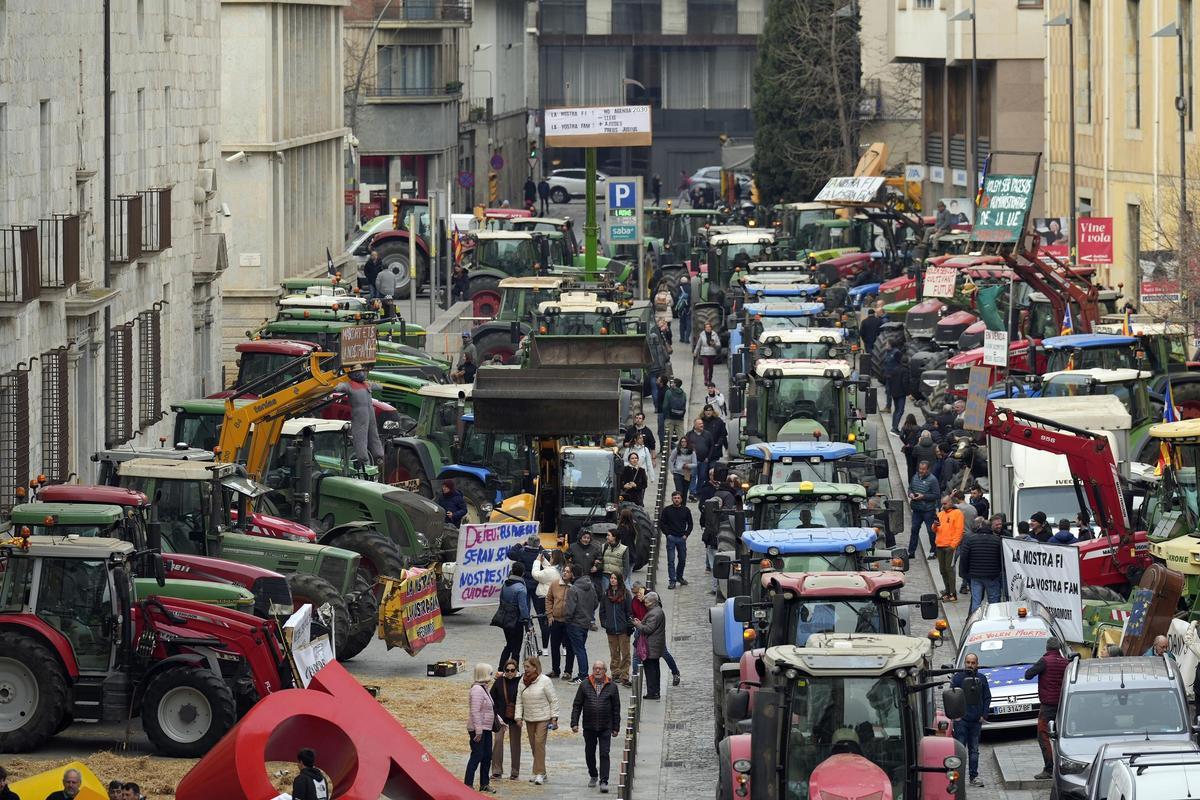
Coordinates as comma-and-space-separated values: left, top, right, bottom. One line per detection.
34, 557, 117, 672
138, 478, 213, 557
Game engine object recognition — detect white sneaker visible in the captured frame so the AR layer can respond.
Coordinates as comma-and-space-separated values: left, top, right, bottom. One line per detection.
534, 774, 545, 785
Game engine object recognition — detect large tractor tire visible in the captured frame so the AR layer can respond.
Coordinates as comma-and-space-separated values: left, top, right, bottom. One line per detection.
622, 502, 655, 570
339, 573, 382, 660
1080, 585, 1126, 602
375, 240, 423, 300
474, 329, 519, 365
330, 528, 408, 592
693, 305, 722, 336
285, 573, 356, 661
923, 380, 948, 417
0, 631, 69, 752
389, 446, 433, 498
141, 667, 237, 758
470, 277, 502, 318
454, 476, 494, 524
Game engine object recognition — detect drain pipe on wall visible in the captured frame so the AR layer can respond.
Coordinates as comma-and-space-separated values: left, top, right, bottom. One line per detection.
102, 0, 112, 443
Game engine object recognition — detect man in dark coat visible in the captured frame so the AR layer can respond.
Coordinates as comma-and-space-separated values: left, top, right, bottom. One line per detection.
438, 480, 468, 526
701, 406, 728, 462
571, 661, 622, 792
624, 412, 657, 455
886, 360, 909, 434
950, 653, 991, 788
523, 177, 538, 209
537, 177, 551, 215
859, 308, 883, 354
1025, 639, 1069, 779
958, 516, 1005, 612
362, 248, 384, 298
683, 419, 714, 498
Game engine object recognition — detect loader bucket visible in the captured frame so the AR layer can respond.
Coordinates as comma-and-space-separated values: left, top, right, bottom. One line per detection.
528, 334, 651, 369
472, 366, 622, 434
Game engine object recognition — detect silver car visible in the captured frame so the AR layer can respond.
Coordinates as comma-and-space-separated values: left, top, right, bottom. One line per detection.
1066, 740, 1200, 800
1052, 657, 1195, 799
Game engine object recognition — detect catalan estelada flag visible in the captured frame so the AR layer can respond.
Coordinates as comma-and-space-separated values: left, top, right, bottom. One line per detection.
451, 224, 463, 264
1060, 304, 1075, 336
1157, 382, 1181, 476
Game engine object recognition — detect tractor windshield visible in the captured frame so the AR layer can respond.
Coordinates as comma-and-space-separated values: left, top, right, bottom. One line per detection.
27, 521, 123, 539
786, 599, 887, 646
561, 450, 614, 510
780, 553, 859, 572
764, 376, 840, 440
1044, 347, 1135, 372
236, 352, 310, 389
645, 213, 670, 240
123, 477, 212, 556
1042, 377, 1149, 421
783, 675, 908, 800
174, 412, 222, 451
1014, 486, 1084, 527
760, 459, 839, 484
545, 312, 611, 336
501, 288, 558, 321
476, 239, 540, 274
754, 497, 857, 529
308, 430, 354, 471
757, 315, 818, 332
788, 210, 837, 249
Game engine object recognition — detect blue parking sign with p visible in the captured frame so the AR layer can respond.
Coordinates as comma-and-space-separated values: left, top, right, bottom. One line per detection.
608, 181, 638, 209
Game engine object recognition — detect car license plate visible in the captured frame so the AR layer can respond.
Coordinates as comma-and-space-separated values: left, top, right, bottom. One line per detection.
999, 703, 1034, 715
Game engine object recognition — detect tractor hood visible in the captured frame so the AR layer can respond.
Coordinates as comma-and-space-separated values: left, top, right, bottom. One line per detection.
777, 417, 831, 442
808, 753, 894, 800
472, 366, 621, 435
241, 511, 318, 542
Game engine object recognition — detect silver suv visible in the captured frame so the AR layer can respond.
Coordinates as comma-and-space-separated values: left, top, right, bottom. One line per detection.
1053, 656, 1195, 799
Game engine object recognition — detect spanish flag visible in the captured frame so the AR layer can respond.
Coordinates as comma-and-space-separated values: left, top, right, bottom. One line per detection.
451, 224, 463, 265
1156, 382, 1182, 476
1060, 304, 1075, 337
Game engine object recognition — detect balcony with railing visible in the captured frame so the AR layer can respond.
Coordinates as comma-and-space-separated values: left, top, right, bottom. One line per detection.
366, 82, 463, 100
372, 0, 471, 24
38, 214, 80, 291
138, 187, 173, 253
109, 195, 143, 264
0, 225, 40, 304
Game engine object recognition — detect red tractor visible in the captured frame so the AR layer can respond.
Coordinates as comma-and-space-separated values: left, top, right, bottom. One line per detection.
0, 536, 295, 757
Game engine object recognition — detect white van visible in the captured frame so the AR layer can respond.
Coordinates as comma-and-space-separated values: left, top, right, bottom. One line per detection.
1105, 752, 1200, 800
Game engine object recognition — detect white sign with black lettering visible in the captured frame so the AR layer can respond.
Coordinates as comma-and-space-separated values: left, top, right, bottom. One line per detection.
1001, 538, 1083, 642
923, 266, 958, 298
814, 176, 886, 204
983, 330, 1009, 368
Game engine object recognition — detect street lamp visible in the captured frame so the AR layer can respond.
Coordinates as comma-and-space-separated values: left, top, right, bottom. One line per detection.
949, 3, 978, 218
1046, 10, 1076, 256
1153, 22, 1188, 223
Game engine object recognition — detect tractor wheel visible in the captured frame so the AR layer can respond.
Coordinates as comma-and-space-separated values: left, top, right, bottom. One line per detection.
693, 305, 721, 335
285, 573, 355, 661
474, 329, 519, 365
331, 528, 408, 593
389, 446, 433, 498
0, 631, 69, 752
924, 381, 948, 417
1081, 585, 1125, 602
141, 667, 237, 758
374, 240, 416, 299
470, 276, 502, 319
455, 476, 493, 524
339, 573, 382, 660
622, 502, 655, 571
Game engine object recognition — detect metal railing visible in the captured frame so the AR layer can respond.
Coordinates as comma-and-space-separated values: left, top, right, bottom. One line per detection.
38, 214, 80, 290
617, 434, 670, 799
0, 225, 40, 303
367, 85, 462, 98
138, 187, 172, 253
137, 306, 164, 430
40, 348, 69, 484
109, 194, 143, 264
373, 0, 472, 22
105, 323, 134, 447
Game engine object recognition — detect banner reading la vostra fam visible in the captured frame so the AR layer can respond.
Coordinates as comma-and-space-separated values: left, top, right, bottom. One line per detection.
1000, 538, 1084, 642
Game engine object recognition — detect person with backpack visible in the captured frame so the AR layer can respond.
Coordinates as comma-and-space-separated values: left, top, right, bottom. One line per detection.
662, 379, 689, 445
496, 563, 532, 668
886, 354, 910, 434
653, 283, 674, 328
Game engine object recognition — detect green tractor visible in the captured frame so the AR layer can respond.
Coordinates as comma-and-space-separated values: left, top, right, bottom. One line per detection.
729, 358, 875, 456
465, 275, 567, 364
256, 317, 428, 354
691, 229, 778, 337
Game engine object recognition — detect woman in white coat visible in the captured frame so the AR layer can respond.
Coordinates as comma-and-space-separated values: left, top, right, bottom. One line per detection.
514, 656, 560, 785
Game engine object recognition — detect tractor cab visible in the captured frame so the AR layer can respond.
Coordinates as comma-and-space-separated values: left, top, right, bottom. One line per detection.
745, 481, 870, 531
713, 526, 887, 601
740, 441, 890, 498
1041, 333, 1139, 372
747, 328, 850, 363
212, 339, 318, 399
1041, 368, 1155, 430
9, 502, 136, 542
665, 208, 723, 264
704, 231, 778, 300
1027, 290, 1122, 340
1142, 421, 1200, 603
508, 217, 579, 253
739, 303, 829, 337
535, 293, 624, 336
497, 276, 566, 323
1095, 321, 1193, 374
775, 202, 839, 257
733, 359, 873, 452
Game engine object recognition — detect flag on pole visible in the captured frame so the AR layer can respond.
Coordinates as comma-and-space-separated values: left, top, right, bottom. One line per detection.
326, 247, 336, 276
1121, 308, 1133, 336
451, 224, 463, 264
975, 153, 992, 209
1060, 304, 1075, 336
1156, 382, 1182, 476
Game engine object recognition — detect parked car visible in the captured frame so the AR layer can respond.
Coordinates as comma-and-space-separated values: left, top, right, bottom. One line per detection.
1070, 741, 1200, 800
547, 168, 609, 203
1104, 751, 1200, 800
689, 166, 751, 194
345, 214, 393, 269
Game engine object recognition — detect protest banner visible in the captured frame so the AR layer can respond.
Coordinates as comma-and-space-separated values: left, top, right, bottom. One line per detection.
284, 604, 336, 688
379, 567, 446, 655
923, 266, 958, 298
1000, 538, 1083, 642
451, 520, 541, 607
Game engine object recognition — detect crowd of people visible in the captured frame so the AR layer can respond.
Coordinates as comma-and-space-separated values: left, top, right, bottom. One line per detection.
0, 767, 149, 800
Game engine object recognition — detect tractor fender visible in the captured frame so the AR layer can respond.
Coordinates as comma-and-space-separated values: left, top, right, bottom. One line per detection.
470, 320, 530, 340
710, 603, 730, 658
318, 520, 378, 544
391, 436, 438, 488
370, 229, 430, 259
0, 618, 80, 678
132, 653, 211, 709
468, 267, 509, 283
717, 734, 752, 800
918, 734, 967, 799
439, 464, 491, 486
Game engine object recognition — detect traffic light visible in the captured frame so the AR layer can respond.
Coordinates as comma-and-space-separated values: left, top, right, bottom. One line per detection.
390, 197, 400, 229
528, 142, 539, 161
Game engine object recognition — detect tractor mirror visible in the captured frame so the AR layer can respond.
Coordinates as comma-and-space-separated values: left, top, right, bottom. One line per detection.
886, 499, 904, 535
961, 673, 985, 707
146, 521, 163, 552
874, 458, 889, 479
864, 387, 878, 415
712, 559, 733, 580
732, 595, 753, 623
919, 593, 940, 620
153, 553, 167, 587
744, 397, 759, 437
889, 548, 909, 572
941, 687, 966, 720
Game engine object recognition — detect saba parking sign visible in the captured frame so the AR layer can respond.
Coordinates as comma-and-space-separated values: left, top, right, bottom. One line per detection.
1077, 217, 1114, 264
608, 180, 638, 209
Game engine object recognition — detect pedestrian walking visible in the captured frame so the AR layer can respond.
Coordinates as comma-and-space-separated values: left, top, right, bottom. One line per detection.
375, 262, 399, 302
567, 529, 604, 604
880, 342, 901, 413
508, 535, 546, 648
514, 656, 560, 786
619, 452, 648, 506
693, 323, 721, 385
651, 174, 662, 206
623, 434, 655, 484
631, 583, 681, 685
950, 654, 991, 788
496, 563, 533, 667
0, 766, 18, 800
1024, 638, 1068, 780
702, 405, 728, 462
659, 491, 693, 589
438, 480, 468, 526
537, 177, 551, 215
571, 660, 622, 793
859, 308, 883, 355
534, 550, 564, 661
703, 383, 728, 418
599, 574, 634, 683
548, 564, 575, 678
952, 489, 977, 534
654, 283, 674, 328
886, 359, 910, 434
634, 592, 667, 699
490, 660, 523, 780
452, 263, 470, 302
677, 170, 690, 204
662, 379, 689, 446
624, 412, 657, 455
669, 439, 697, 499
466, 664, 499, 793
602, 530, 631, 589
615, 509, 638, 551
906, 461, 940, 559
676, 277, 692, 344
900, 414, 921, 477
701, 505, 720, 595
564, 567, 598, 682
683, 418, 714, 496
911, 430, 937, 473
523, 177, 537, 209
934, 495, 964, 602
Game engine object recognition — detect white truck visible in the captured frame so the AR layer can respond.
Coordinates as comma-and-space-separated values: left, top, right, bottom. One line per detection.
987, 395, 1131, 531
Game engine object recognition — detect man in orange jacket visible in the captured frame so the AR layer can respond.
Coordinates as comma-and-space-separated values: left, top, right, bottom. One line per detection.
934, 495, 964, 602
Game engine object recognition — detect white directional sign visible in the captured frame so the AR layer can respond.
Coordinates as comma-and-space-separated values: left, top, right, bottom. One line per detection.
544, 106, 653, 147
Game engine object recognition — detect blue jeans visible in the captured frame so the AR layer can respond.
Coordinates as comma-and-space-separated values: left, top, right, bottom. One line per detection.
891, 395, 906, 431
953, 719, 982, 779
690, 459, 710, 495
565, 623, 589, 679
969, 576, 1004, 613
465, 730, 494, 788
907, 508, 937, 557
666, 534, 688, 583
633, 633, 679, 676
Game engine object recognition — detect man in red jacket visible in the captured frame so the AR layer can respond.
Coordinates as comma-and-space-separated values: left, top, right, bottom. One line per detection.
1024, 637, 1068, 779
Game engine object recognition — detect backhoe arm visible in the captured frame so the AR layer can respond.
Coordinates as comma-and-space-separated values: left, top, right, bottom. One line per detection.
1006, 231, 1102, 332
